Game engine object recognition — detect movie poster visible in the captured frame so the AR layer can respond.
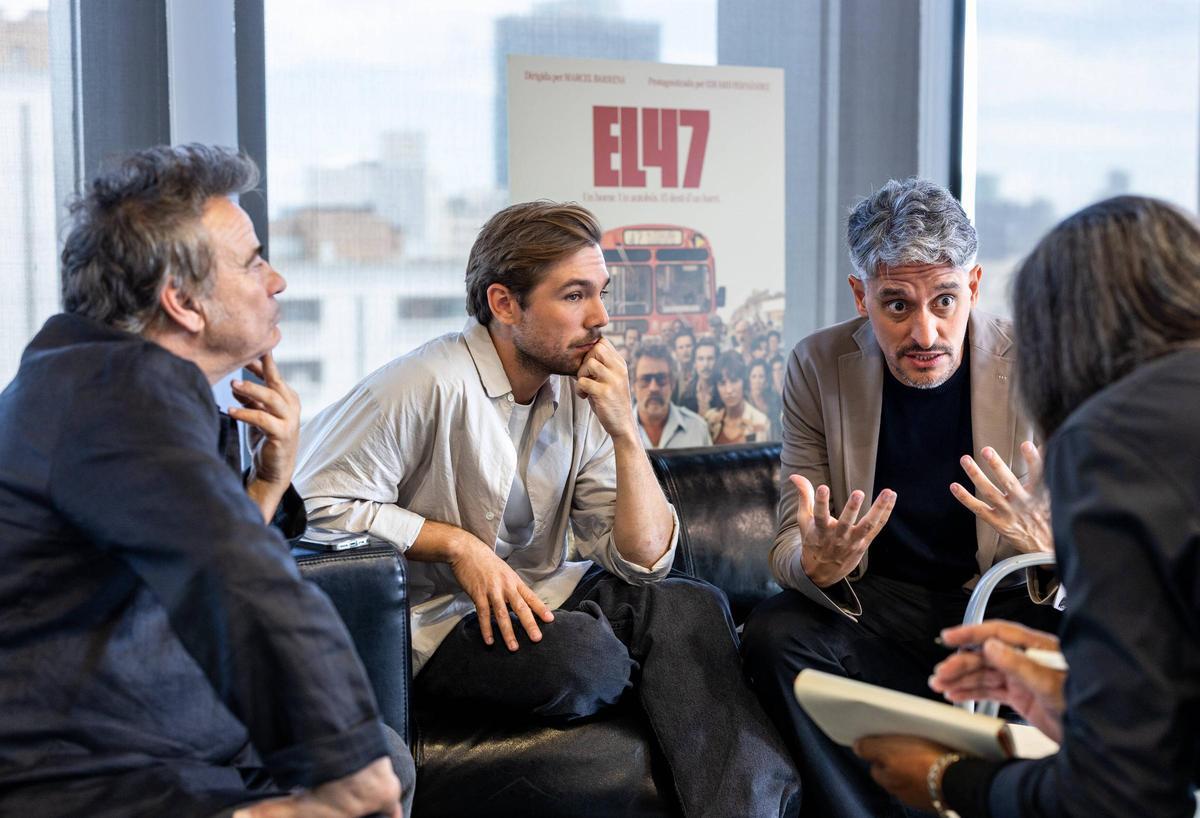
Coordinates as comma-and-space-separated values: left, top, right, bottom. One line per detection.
508, 55, 787, 445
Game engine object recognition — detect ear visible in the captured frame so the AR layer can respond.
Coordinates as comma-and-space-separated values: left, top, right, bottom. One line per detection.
848, 275, 869, 318
159, 280, 205, 334
487, 283, 522, 327
967, 264, 983, 307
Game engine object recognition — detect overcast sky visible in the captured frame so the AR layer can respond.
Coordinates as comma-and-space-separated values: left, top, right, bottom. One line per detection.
264, 0, 717, 212
976, 0, 1198, 216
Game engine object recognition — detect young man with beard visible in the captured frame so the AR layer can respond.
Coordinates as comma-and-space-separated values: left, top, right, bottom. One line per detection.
632, 340, 711, 449
294, 201, 798, 818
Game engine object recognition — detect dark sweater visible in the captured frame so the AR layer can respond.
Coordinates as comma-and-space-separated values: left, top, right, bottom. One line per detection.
868, 348, 978, 590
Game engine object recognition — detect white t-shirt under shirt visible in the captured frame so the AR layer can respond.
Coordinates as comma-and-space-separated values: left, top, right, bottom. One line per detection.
496, 399, 535, 557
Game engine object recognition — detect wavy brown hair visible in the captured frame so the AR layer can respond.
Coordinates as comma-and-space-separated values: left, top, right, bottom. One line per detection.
1013, 195, 1200, 436
464, 200, 601, 325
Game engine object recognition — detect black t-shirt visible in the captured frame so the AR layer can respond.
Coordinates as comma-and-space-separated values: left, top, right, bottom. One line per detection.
866, 347, 979, 590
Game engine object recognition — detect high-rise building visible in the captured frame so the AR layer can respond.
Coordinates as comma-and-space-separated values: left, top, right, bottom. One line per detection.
0, 10, 56, 387
493, 0, 660, 186
303, 129, 429, 250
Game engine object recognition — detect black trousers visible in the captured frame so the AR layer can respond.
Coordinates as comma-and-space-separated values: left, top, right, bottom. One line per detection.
741, 573, 1061, 818
417, 567, 801, 818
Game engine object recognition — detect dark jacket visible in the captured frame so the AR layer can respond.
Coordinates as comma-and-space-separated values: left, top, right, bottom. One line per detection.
945, 347, 1200, 818
0, 314, 386, 818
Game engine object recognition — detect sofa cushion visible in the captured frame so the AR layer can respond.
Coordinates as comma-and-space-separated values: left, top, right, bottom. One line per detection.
412, 696, 677, 818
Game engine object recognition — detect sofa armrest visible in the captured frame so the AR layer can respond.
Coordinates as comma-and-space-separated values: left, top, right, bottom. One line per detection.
294, 544, 412, 745
649, 442, 783, 623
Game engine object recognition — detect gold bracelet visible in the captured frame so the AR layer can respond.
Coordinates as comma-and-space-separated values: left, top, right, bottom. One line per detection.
926, 751, 963, 818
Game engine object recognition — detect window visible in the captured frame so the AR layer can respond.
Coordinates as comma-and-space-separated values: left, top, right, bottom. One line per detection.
968, 0, 1199, 317
396, 296, 463, 321
0, 2, 56, 386
280, 298, 321, 323
278, 360, 323, 392
265, 0, 717, 420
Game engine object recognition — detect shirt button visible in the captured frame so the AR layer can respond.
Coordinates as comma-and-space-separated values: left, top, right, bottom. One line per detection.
507, 394, 515, 402
485, 511, 495, 520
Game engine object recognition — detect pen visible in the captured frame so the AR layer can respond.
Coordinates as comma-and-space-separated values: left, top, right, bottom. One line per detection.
936, 637, 1068, 671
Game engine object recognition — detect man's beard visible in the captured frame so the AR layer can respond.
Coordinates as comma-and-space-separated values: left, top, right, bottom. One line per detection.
513, 324, 601, 378
889, 343, 957, 389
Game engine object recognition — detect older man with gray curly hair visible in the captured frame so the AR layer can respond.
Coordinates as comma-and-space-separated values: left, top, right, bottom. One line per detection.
741, 177, 1059, 818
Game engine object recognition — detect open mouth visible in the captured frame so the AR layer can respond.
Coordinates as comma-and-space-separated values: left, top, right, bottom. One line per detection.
904, 351, 947, 368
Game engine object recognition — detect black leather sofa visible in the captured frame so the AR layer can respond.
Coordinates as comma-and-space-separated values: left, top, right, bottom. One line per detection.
295, 441, 784, 817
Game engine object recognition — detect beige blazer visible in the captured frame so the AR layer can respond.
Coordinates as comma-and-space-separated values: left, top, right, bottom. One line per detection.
771, 310, 1038, 617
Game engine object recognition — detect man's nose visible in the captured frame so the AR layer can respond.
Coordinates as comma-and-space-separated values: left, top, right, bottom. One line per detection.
587, 296, 609, 328
910, 309, 938, 348
269, 265, 287, 296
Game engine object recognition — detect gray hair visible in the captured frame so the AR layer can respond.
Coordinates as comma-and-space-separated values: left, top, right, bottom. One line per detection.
62, 143, 260, 334
846, 177, 977, 279
630, 340, 678, 384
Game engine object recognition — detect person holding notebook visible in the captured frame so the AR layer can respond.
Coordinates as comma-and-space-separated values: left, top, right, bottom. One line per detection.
856, 195, 1200, 818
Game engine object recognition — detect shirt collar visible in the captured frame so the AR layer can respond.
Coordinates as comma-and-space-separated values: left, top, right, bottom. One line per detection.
462, 317, 562, 409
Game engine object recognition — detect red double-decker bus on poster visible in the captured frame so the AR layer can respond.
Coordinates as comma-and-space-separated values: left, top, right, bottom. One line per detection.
600, 224, 726, 343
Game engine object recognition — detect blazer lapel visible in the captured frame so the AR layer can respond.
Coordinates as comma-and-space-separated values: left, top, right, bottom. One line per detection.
839, 320, 883, 508
968, 312, 1015, 572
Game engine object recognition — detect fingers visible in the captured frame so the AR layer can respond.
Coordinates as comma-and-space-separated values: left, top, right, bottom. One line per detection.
790, 474, 815, 528
489, 590, 519, 651
930, 651, 1007, 698
587, 337, 623, 367
837, 490, 865, 527
574, 374, 600, 399
521, 583, 556, 623
814, 483, 832, 523
260, 350, 283, 385
508, 592, 543, 644
980, 639, 1048, 689
980, 446, 1025, 497
231, 377, 290, 418
1020, 440, 1044, 486
982, 637, 1062, 682
472, 594, 495, 646
853, 735, 883, 762
852, 489, 896, 542
940, 620, 1059, 651
959, 454, 1007, 504
937, 674, 1010, 703
949, 481, 993, 516
243, 359, 264, 380
227, 406, 284, 437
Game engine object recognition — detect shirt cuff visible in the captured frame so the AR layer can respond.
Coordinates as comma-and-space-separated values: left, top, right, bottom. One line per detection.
271, 483, 308, 541
942, 756, 1006, 818
262, 717, 391, 789
368, 503, 426, 552
815, 576, 863, 617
